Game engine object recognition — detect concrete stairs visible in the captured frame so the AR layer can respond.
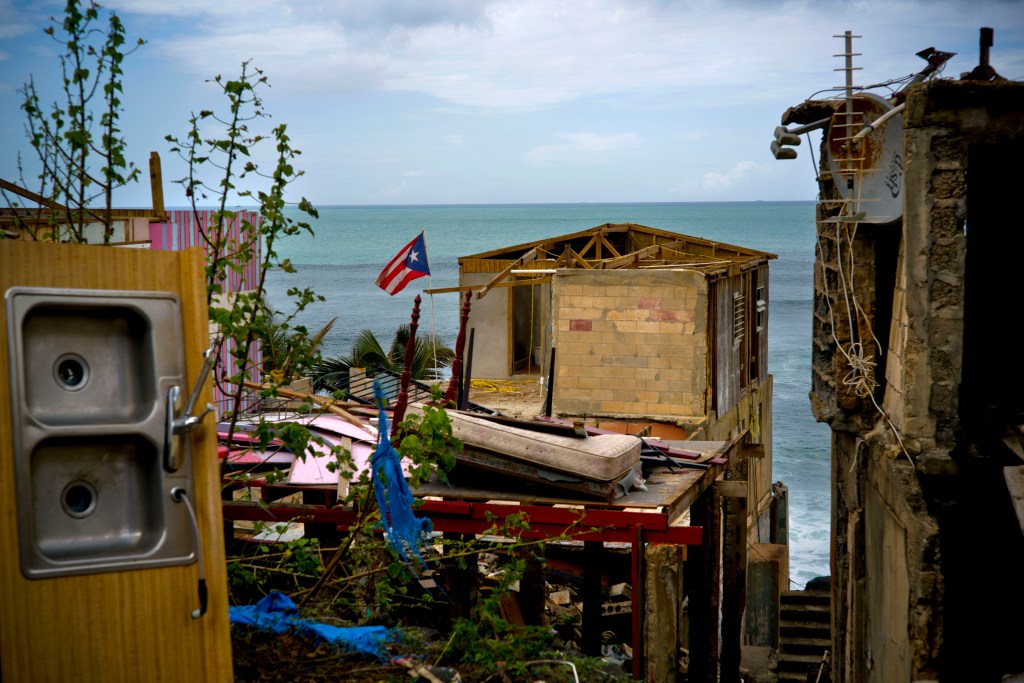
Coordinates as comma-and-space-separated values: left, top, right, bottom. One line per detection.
777, 589, 831, 683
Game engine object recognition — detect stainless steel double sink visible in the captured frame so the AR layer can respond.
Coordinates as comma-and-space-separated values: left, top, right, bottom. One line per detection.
5, 287, 198, 579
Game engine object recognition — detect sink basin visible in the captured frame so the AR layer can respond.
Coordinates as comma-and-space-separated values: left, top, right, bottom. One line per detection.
29, 435, 170, 561
20, 303, 157, 425
5, 287, 197, 579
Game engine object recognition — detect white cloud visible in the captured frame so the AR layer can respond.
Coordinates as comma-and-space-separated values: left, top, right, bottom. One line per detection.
702, 160, 758, 191
105, 0, 285, 19
82, 0, 1024, 111
524, 132, 642, 165
2, 0, 1020, 205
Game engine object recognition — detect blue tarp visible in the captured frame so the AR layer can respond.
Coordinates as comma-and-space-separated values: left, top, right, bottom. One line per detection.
229, 592, 397, 661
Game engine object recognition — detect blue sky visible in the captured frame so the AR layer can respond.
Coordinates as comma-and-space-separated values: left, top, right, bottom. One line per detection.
1, 0, 1021, 208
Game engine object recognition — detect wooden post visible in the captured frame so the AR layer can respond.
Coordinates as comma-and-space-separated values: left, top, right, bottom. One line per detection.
687, 483, 722, 682
543, 346, 556, 417
444, 289, 472, 406
720, 457, 749, 682
391, 294, 420, 437
582, 540, 604, 656
516, 543, 546, 626
645, 543, 685, 682
632, 525, 644, 680
149, 151, 165, 217
459, 328, 475, 411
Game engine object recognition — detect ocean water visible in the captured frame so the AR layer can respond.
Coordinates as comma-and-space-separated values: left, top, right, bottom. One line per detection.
266, 201, 832, 589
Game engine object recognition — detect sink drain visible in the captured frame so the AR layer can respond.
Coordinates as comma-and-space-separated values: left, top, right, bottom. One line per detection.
53, 353, 89, 390
62, 481, 97, 518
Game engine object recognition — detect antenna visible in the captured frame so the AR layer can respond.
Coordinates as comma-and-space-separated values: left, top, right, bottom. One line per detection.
822, 31, 905, 224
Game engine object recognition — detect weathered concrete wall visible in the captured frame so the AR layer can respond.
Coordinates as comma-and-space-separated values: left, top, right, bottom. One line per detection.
550, 268, 707, 421
894, 91, 969, 449
820, 79, 1024, 683
462, 272, 511, 379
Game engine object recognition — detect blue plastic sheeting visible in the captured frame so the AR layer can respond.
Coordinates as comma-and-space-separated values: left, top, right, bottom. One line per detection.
229, 592, 397, 661
372, 380, 433, 568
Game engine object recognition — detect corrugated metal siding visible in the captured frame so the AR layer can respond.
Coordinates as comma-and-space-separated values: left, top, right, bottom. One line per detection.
151, 209, 263, 413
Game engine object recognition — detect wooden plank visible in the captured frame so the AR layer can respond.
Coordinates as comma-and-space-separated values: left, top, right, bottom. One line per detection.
741, 443, 766, 459
749, 542, 789, 564
0, 241, 232, 682
476, 246, 538, 299
715, 480, 748, 498
221, 499, 703, 545
598, 233, 622, 258
0, 177, 67, 210
149, 151, 165, 217
600, 239, 685, 269
243, 381, 368, 432
424, 277, 548, 295
744, 544, 786, 648
720, 456, 749, 682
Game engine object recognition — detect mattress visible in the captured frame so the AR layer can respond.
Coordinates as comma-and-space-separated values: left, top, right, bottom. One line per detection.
409, 405, 641, 483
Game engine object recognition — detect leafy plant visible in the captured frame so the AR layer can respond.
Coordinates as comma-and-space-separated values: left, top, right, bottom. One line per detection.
309, 325, 456, 394
395, 387, 462, 487
254, 311, 337, 383
164, 60, 327, 445
5, 0, 144, 242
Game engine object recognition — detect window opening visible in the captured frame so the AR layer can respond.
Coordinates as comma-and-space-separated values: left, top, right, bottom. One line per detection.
733, 291, 745, 348
756, 286, 766, 332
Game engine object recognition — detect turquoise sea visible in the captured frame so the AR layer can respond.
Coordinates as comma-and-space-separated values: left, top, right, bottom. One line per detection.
267, 201, 832, 589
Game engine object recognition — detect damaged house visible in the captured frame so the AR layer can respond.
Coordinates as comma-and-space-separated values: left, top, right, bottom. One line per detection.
446, 223, 791, 666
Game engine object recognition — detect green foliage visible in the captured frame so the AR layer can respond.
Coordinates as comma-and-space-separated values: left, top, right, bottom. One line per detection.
7, 0, 145, 242
226, 536, 324, 604
395, 390, 461, 487
253, 311, 337, 382
309, 324, 456, 394
447, 616, 558, 674
164, 59, 329, 465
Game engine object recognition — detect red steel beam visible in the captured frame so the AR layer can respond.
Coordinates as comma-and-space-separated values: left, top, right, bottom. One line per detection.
222, 501, 702, 545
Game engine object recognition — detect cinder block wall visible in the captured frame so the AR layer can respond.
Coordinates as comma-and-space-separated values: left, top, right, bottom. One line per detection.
550, 269, 707, 421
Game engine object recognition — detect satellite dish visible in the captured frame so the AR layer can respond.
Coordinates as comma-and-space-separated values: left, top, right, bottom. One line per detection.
826, 92, 904, 224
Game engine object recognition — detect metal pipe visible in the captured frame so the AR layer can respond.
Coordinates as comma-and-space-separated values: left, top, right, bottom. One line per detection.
852, 102, 905, 140
980, 27, 993, 67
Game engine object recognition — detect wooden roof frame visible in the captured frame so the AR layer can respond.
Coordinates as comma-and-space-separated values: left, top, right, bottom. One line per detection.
438, 223, 778, 298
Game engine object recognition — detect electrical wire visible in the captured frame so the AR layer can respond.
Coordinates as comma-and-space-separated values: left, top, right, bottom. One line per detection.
810, 39, 913, 466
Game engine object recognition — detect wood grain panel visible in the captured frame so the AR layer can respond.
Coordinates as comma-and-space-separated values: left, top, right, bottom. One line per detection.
0, 240, 232, 682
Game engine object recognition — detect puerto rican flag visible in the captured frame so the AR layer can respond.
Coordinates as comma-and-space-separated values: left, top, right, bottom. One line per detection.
375, 231, 430, 296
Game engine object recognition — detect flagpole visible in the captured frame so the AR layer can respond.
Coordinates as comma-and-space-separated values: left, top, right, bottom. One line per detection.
427, 275, 439, 381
